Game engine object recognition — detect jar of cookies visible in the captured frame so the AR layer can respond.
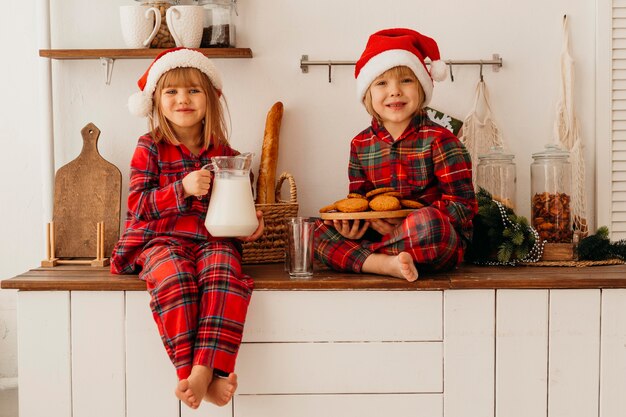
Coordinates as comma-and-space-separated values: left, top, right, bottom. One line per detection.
530, 144, 573, 243
476, 146, 516, 210
196, 0, 237, 47
136, 0, 177, 48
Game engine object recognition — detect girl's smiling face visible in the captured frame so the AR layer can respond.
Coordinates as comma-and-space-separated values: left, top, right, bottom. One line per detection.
159, 81, 207, 132
366, 66, 424, 137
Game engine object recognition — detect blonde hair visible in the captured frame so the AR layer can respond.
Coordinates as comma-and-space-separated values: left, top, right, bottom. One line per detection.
149, 67, 229, 148
363, 66, 425, 123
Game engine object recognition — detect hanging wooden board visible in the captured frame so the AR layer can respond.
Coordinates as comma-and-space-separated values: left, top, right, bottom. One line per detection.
52, 123, 121, 258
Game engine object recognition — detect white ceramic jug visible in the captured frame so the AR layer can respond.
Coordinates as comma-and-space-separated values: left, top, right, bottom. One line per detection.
119, 5, 161, 48
166, 5, 204, 48
204, 153, 259, 237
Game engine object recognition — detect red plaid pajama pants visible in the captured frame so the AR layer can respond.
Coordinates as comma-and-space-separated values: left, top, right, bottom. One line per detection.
315, 207, 465, 273
137, 237, 253, 380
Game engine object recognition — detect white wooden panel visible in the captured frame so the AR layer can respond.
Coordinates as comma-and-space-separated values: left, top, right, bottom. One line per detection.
600, 289, 626, 417
548, 290, 600, 417
72, 291, 126, 417
126, 292, 180, 417
237, 342, 441, 394
496, 290, 548, 417
244, 291, 442, 342
17, 291, 71, 417
234, 394, 442, 417
444, 290, 495, 417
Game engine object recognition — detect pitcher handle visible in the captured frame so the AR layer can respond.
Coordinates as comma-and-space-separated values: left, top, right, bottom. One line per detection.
143, 7, 161, 47
165, 7, 183, 47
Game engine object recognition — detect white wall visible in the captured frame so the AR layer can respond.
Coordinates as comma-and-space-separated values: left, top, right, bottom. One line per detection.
0, 0, 597, 385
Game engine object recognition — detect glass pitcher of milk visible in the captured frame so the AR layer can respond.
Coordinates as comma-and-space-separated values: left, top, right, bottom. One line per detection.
204, 153, 259, 237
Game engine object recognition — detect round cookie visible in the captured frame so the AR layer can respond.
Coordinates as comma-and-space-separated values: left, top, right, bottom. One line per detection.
400, 199, 424, 209
381, 191, 403, 198
347, 193, 365, 199
336, 198, 369, 213
319, 202, 337, 213
369, 195, 401, 211
365, 187, 396, 199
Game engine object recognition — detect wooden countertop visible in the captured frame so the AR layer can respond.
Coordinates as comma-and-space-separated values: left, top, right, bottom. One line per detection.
2, 262, 626, 291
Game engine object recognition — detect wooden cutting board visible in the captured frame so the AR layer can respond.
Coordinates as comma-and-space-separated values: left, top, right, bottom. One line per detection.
52, 123, 122, 258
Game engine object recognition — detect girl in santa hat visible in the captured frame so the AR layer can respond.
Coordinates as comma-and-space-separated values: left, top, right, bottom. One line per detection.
315, 28, 477, 281
111, 47, 264, 409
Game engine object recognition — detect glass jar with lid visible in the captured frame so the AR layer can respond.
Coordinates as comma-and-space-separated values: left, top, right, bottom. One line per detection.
196, 0, 237, 47
476, 146, 517, 210
530, 144, 573, 243
135, 0, 177, 48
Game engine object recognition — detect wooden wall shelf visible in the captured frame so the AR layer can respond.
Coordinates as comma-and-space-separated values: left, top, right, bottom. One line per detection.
39, 48, 253, 60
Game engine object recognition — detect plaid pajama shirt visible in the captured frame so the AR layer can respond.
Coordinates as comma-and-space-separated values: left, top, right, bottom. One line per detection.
111, 134, 253, 379
315, 113, 477, 273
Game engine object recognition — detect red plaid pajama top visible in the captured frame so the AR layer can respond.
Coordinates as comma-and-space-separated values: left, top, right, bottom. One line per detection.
111, 134, 240, 274
315, 113, 477, 272
349, 113, 477, 241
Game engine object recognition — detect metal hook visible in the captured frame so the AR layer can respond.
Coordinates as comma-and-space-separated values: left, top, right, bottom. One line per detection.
479, 60, 484, 82
100, 57, 115, 85
328, 62, 332, 83
447, 60, 454, 82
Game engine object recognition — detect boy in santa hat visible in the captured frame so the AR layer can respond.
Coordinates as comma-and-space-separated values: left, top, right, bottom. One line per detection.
315, 28, 477, 280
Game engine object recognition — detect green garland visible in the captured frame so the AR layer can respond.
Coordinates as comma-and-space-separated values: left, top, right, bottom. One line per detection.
466, 188, 540, 265
576, 226, 626, 261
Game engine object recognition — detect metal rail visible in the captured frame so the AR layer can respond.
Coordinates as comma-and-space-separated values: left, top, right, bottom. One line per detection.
300, 53, 503, 82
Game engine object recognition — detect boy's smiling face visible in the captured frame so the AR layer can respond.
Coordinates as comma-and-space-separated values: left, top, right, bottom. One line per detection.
367, 66, 424, 138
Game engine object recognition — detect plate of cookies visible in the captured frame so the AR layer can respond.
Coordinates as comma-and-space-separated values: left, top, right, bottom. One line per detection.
319, 187, 424, 220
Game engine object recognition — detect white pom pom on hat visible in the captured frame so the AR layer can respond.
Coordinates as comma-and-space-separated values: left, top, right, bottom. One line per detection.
128, 47, 223, 117
355, 28, 447, 107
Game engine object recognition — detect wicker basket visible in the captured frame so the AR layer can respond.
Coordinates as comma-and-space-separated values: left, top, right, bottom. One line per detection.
242, 172, 298, 264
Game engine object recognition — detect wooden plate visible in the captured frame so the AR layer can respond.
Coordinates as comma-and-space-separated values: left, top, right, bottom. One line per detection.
319, 209, 415, 220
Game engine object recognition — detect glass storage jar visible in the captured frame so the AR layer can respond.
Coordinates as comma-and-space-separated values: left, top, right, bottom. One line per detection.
197, 0, 237, 47
530, 144, 573, 243
137, 0, 177, 48
476, 146, 517, 210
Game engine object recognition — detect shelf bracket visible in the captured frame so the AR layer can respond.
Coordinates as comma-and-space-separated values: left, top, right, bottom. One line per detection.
99, 57, 115, 85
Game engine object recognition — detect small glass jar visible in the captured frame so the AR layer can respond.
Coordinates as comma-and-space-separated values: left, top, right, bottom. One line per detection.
476, 146, 516, 210
530, 144, 573, 243
197, 0, 237, 47
137, 0, 176, 48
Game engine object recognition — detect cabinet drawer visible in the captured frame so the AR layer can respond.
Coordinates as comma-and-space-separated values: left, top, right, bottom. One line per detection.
234, 394, 442, 417
243, 291, 442, 342
237, 341, 442, 394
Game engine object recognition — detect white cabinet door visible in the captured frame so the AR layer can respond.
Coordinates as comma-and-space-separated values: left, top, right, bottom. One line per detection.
548, 290, 600, 417
244, 291, 442, 342
237, 341, 442, 394
600, 289, 626, 417
71, 291, 126, 417
444, 290, 495, 417
126, 292, 180, 417
496, 290, 549, 417
17, 291, 72, 417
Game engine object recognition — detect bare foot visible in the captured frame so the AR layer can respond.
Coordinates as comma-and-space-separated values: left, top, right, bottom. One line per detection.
362, 252, 419, 282
175, 365, 212, 409
395, 252, 419, 282
204, 373, 238, 406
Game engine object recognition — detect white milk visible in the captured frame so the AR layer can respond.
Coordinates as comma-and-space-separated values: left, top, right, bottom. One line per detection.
204, 173, 259, 237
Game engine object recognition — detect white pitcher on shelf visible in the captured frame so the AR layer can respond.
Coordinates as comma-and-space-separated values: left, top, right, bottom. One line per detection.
119, 5, 161, 48
166, 5, 204, 48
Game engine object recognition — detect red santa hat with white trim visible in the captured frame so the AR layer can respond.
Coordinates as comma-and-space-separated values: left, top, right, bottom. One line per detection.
355, 28, 447, 106
128, 47, 223, 117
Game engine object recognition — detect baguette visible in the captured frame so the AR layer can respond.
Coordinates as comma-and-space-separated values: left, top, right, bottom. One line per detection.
255, 102, 284, 204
